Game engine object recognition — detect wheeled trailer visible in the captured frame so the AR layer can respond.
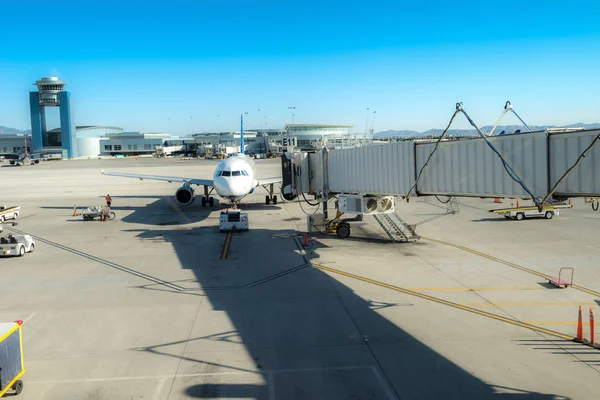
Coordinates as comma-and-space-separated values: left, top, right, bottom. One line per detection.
82, 206, 116, 221
0, 320, 25, 397
489, 204, 572, 220
547, 267, 574, 288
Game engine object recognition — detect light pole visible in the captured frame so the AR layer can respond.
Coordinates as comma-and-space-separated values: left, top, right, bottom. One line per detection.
288, 106, 296, 124
364, 107, 370, 144
370, 111, 377, 139
190, 116, 194, 135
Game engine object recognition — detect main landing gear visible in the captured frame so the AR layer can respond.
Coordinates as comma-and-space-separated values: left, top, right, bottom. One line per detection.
201, 186, 215, 207
265, 183, 278, 205
201, 197, 214, 207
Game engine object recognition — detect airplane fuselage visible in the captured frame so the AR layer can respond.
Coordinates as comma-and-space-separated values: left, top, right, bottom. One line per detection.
212, 154, 257, 202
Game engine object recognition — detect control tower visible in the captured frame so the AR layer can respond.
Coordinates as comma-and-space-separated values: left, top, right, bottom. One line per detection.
29, 77, 77, 159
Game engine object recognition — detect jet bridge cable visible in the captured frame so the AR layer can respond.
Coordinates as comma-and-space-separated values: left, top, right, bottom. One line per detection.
406, 106, 462, 200
294, 161, 322, 207
539, 131, 600, 207
456, 103, 541, 208
434, 195, 452, 204
489, 101, 533, 136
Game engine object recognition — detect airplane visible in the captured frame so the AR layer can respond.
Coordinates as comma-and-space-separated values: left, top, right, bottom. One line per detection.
9, 139, 39, 166
101, 114, 282, 207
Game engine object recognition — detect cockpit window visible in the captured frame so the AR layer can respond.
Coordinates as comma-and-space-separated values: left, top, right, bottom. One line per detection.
241, 171, 248, 176
232, 171, 241, 176
222, 170, 231, 176
216, 171, 222, 176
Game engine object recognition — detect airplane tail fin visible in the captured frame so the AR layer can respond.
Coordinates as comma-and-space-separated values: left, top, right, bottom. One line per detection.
240, 113, 245, 155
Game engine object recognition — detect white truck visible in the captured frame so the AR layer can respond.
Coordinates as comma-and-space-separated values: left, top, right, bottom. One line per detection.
0, 206, 21, 222
0, 226, 35, 257
219, 209, 249, 232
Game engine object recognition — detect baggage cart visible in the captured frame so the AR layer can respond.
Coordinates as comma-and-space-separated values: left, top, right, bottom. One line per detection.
0, 320, 25, 396
82, 206, 116, 221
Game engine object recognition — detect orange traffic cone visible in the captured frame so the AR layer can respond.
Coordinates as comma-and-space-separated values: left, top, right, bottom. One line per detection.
303, 232, 309, 247
73, 205, 78, 216
590, 308, 595, 345
516, 199, 520, 208
577, 305, 584, 342
101, 210, 105, 222
494, 198, 502, 204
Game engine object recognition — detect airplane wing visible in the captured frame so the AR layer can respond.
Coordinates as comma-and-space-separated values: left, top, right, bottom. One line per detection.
256, 177, 283, 186
101, 170, 213, 187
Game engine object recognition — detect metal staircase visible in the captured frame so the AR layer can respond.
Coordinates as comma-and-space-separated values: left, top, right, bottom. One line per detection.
374, 213, 420, 243
447, 197, 460, 214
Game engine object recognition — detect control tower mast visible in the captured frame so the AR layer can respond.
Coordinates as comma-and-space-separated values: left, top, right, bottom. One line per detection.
29, 76, 77, 159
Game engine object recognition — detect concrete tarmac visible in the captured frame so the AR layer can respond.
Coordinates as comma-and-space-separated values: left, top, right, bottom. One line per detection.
1, 157, 599, 399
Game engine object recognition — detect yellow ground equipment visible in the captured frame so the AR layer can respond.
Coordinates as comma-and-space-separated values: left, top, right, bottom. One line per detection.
0, 320, 25, 396
489, 203, 572, 220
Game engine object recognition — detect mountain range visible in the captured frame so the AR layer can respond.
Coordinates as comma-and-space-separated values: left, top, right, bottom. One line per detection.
374, 123, 600, 138
0, 126, 31, 135
2, 123, 600, 138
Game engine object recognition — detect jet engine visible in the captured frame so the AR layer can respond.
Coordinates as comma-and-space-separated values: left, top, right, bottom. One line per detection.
175, 185, 195, 206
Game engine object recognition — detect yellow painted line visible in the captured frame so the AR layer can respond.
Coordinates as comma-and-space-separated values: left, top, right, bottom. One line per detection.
313, 263, 574, 341
422, 237, 600, 298
524, 321, 589, 326
572, 285, 600, 297
462, 301, 597, 307
409, 286, 544, 292
221, 232, 232, 260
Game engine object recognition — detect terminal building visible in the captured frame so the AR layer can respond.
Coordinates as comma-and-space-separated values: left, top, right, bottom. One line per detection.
281, 124, 355, 149
10, 76, 359, 159
0, 134, 31, 156
42, 126, 173, 158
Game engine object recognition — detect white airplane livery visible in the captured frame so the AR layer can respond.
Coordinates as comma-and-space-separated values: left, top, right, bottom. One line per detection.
101, 115, 282, 207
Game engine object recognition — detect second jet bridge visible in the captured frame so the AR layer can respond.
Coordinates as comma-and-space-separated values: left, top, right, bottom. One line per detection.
281, 127, 600, 241
283, 128, 600, 202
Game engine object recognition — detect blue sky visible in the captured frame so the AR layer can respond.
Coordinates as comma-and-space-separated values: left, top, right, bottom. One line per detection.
1, 0, 599, 135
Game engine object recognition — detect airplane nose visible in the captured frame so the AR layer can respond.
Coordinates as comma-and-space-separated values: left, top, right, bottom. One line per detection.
217, 178, 246, 197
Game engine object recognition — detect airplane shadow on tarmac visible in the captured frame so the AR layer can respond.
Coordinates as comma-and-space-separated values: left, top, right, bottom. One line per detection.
41, 195, 282, 226
121, 224, 570, 400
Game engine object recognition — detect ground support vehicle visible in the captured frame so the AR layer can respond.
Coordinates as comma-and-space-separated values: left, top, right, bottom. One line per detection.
0, 231, 35, 257
0, 320, 26, 396
0, 206, 20, 222
82, 206, 116, 221
489, 204, 572, 220
219, 209, 249, 232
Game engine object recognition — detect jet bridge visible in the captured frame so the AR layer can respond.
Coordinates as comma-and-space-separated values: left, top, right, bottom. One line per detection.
281, 104, 600, 241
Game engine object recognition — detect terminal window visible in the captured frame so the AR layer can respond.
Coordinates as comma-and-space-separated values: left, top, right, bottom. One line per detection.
144, 144, 151, 150
128, 145, 132, 150
2, 147, 6, 152
104, 145, 112, 151
133, 144, 138, 150
13, 147, 20, 152
114, 145, 122, 151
